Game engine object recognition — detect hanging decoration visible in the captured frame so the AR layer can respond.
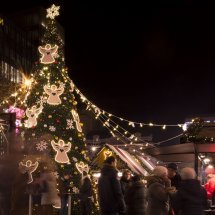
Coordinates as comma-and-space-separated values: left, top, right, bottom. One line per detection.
73, 83, 184, 129
36, 140, 48, 151
75, 161, 90, 175
70, 80, 75, 92
181, 118, 205, 143
66, 119, 74, 130
44, 84, 64, 105
104, 150, 113, 159
51, 139, 71, 163
25, 104, 43, 128
46, 4, 60, 19
38, 44, 59, 64
19, 160, 39, 184
71, 109, 82, 132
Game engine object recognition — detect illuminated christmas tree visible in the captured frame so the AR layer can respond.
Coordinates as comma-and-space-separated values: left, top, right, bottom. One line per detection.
23, 4, 98, 213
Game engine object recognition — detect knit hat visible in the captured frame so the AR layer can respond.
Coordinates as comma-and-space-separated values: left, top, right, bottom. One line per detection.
167, 163, 178, 171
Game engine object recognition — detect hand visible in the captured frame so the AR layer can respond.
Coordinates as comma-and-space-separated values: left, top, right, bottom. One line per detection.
166, 186, 177, 193
163, 176, 171, 187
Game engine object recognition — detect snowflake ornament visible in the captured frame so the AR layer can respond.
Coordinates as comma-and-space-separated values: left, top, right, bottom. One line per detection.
49, 126, 56, 132
46, 4, 60, 20
36, 140, 48, 151
66, 119, 74, 130
72, 187, 79, 194
72, 157, 78, 162
53, 171, 59, 179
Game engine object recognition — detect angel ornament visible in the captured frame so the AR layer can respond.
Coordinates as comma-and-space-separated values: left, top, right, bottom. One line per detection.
75, 161, 89, 175
25, 105, 43, 128
44, 84, 64, 105
38, 44, 58, 64
51, 139, 71, 163
19, 160, 39, 184
71, 109, 82, 132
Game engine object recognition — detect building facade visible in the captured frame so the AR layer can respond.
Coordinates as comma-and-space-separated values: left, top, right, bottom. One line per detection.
0, 7, 64, 84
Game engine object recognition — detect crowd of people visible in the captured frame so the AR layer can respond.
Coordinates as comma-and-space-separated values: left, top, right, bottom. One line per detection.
0, 162, 93, 215
98, 156, 211, 215
1, 154, 215, 215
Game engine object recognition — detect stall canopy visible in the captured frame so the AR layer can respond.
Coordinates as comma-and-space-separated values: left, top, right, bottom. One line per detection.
91, 144, 154, 176
144, 142, 215, 163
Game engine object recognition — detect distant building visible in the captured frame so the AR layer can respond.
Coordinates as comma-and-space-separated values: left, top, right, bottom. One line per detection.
0, 7, 64, 84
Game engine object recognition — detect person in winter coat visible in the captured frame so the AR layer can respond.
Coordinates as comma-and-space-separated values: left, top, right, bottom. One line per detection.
204, 174, 215, 201
172, 167, 208, 215
41, 170, 61, 214
125, 175, 146, 215
79, 171, 93, 215
120, 169, 132, 197
10, 171, 29, 215
167, 163, 181, 190
146, 166, 173, 215
59, 172, 72, 215
98, 156, 126, 215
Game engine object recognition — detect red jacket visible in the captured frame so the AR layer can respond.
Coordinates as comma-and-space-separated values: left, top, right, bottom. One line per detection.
205, 178, 215, 199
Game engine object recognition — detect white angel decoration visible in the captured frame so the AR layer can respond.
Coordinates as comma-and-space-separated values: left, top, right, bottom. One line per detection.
44, 84, 64, 105
19, 160, 39, 184
38, 44, 58, 64
51, 139, 71, 163
25, 105, 43, 128
75, 161, 89, 175
71, 109, 82, 132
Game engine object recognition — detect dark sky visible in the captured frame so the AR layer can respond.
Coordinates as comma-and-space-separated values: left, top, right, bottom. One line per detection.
2, 1, 215, 142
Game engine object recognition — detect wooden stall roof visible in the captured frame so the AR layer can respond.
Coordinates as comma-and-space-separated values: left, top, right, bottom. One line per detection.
144, 143, 215, 162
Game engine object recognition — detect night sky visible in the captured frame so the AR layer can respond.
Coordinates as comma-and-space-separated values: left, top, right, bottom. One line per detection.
2, 1, 215, 142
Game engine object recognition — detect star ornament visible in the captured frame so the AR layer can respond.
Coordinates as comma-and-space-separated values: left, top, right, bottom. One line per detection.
46, 4, 60, 20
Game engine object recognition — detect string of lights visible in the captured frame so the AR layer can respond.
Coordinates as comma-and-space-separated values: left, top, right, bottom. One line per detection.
0, 71, 185, 148
76, 87, 149, 145
70, 79, 186, 147
73, 83, 184, 129
153, 133, 183, 145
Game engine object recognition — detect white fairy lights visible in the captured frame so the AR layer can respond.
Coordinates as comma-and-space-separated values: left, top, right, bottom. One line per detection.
46, 4, 60, 20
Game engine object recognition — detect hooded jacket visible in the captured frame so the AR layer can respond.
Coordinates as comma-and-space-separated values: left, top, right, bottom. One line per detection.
126, 181, 146, 215
172, 179, 207, 215
146, 175, 169, 215
98, 164, 126, 213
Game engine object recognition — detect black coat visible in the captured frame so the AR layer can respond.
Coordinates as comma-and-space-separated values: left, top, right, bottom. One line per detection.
80, 177, 93, 201
98, 164, 126, 213
126, 181, 146, 215
120, 177, 131, 197
171, 174, 181, 190
172, 179, 208, 215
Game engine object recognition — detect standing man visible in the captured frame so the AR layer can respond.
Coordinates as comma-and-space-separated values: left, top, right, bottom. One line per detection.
167, 163, 181, 190
98, 156, 126, 215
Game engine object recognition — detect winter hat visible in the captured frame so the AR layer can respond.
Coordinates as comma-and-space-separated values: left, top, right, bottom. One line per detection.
167, 163, 178, 171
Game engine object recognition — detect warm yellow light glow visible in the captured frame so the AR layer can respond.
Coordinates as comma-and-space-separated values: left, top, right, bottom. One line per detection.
92, 146, 96, 151
23, 75, 32, 88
